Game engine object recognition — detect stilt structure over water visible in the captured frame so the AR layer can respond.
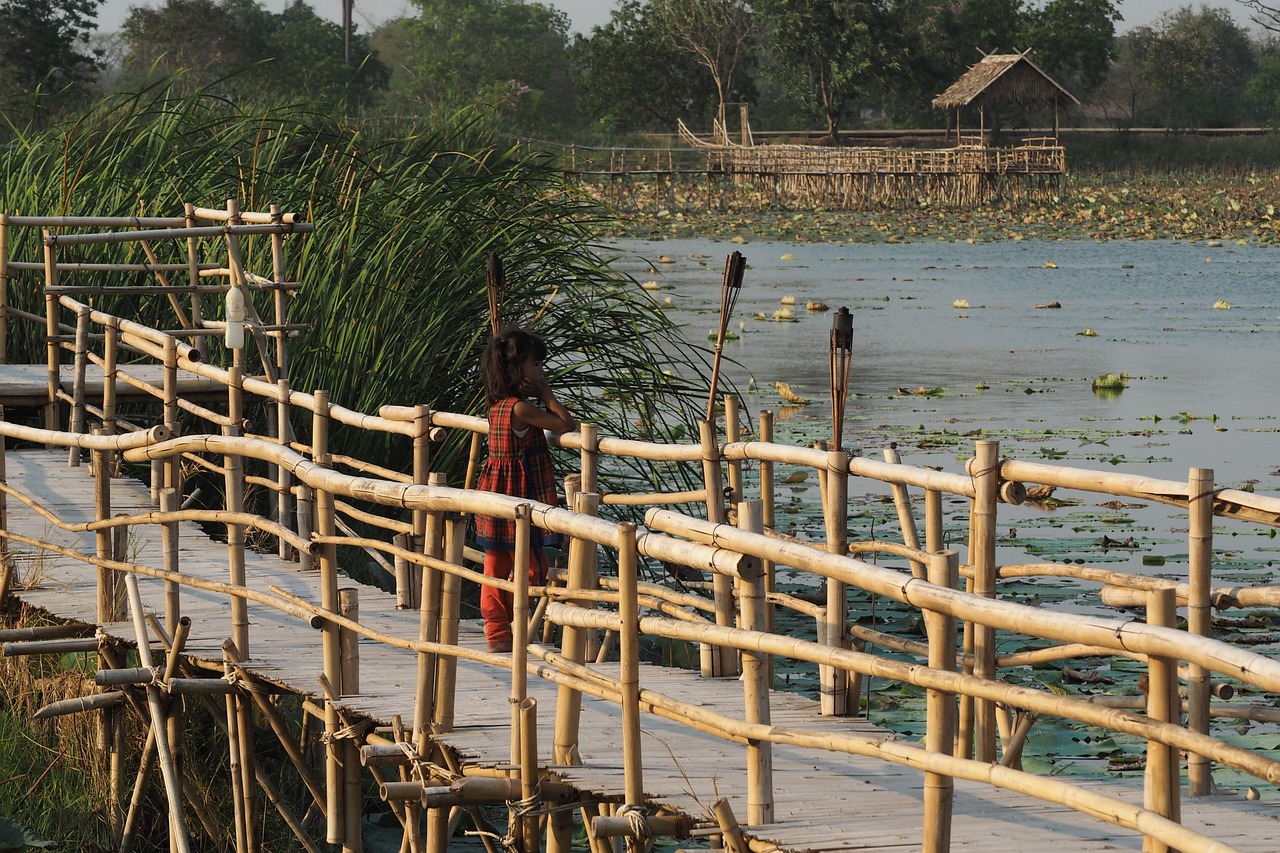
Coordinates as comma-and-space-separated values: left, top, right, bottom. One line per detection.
1, 205, 1280, 852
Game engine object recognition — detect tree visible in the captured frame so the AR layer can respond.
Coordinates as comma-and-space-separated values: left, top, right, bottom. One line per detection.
1138, 5, 1256, 128
650, 0, 755, 140
1239, 0, 1280, 32
571, 0, 718, 132
754, 0, 893, 143
0, 0, 103, 104
1023, 0, 1120, 96
119, 0, 387, 106
398, 0, 575, 128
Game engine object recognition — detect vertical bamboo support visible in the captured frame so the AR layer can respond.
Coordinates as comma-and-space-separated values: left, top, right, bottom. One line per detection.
296, 485, 314, 572
923, 550, 958, 853
737, 501, 773, 825
724, 395, 743, 503
184, 203, 206, 362
224, 640, 259, 853
1144, 587, 1180, 853
925, 489, 943, 554
93, 438, 119, 622
123, 574, 193, 853
883, 446, 924, 577
432, 516, 466, 733
339, 588, 360, 695
0, 408, 8, 607
161, 488, 181, 635
340, 596, 363, 853
226, 365, 249, 657
277, 378, 294, 560
821, 448, 850, 716
68, 305, 89, 466
408, 405, 432, 606
617, 522, 644, 809
163, 337, 180, 494
1187, 466, 1214, 796
313, 389, 344, 846
579, 421, 598, 495
42, 230, 59, 430
519, 698, 540, 853
553, 491, 600, 765
699, 419, 736, 677
269, 203, 289, 378
394, 533, 412, 610
414, 473, 447, 741
967, 440, 999, 762
103, 318, 119, 438
758, 411, 776, 637
510, 506, 532, 770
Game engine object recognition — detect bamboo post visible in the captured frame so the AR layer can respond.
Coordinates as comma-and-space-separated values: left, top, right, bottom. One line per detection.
123, 574, 193, 853
103, 317, 119, 439
0, 408, 8, 607
277, 377, 294, 560
225, 365, 249, 657
269, 203, 289, 378
883, 445, 924, 578
414, 472, 447, 741
296, 484, 314, 572
737, 501, 773, 825
223, 640, 259, 853
711, 798, 749, 853
579, 421, 598, 496
519, 697, 540, 853
312, 389, 344, 846
725, 395, 743, 503
698, 419, 736, 678
923, 550, 958, 853
93, 434, 120, 622
409, 404, 432, 605
42, 230, 59, 430
758, 410, 776, 636
394, 533, 412, 610
339, 588, 360, 695
822, 447, 850, 716
1187, 466, 1214, 796
925, 489, 943, 553
1145, 587, 1180, 853
432, 516, 467, 733
618, 521, 644, 809
164, 336, 180, 494
968, 440, 999, 762
68, 304, 89, 466
161, 488, 181, 635
553, 490, 600, 765
184, 203, 206, 362
510, 505, 532, 770
0, 214, 8, 363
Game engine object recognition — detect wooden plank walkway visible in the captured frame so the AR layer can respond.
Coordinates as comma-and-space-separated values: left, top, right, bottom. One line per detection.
5, 448, 1280, 851
0, 363, 223, 408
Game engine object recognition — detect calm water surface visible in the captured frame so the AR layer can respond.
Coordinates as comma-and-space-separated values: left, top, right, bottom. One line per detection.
607, 237, 1280, 578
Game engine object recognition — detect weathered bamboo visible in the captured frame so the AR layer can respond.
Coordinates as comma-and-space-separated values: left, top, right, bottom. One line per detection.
339, 588, 360, 694
617, 521, 644, 810
93, 437, 119, 622
1144, 587, 1179, 853
822, 447, 849, 716
968, 441, 999, 762
68, 305, 90, 466
699, 419, 736, 677
923, 550, 958, 853
42, 230, 59, 430
553, 490, 601, 765
1187, 466, 1214, 797
578, 421, 598, 496
122, 573, 192, 853
712, 798, 749, 853
518, 697, 540, 853
432, 516, 466, 733
225, 365, 249, 657
0, 214, 8, 363
414, 472, 447, 742
725, 395, 743, 503
510, 506, 532, 770
737, 500, 773, 825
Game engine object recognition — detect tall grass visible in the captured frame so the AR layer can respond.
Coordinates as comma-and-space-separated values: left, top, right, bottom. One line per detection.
0, 82, 715, 484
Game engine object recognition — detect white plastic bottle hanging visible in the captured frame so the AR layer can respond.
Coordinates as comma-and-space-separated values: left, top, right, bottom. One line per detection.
225, 284, 246, 350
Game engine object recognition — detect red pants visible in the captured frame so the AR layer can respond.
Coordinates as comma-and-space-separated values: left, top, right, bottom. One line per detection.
482, 548, 548, 644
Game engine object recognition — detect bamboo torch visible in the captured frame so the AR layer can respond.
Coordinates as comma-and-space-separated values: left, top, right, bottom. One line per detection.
705, 251, 746, 422
486, 253, 505, 337
829, 306, 853, 451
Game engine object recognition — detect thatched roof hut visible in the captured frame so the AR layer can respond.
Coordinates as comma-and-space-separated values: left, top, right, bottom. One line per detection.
933, 51, 1079, 143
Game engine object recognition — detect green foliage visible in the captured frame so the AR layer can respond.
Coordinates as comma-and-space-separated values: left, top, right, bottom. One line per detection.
0, 0, 103, 116
1023, 0, 1120, 96
0, 83, 714, 485
0, 818, 54, 850
117, 0, 388, 108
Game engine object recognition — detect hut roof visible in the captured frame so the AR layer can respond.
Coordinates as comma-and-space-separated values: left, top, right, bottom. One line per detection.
932, 52, 1079, 111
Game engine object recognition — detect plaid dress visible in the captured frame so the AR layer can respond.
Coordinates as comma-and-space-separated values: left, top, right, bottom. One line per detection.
475, 396, 561, 551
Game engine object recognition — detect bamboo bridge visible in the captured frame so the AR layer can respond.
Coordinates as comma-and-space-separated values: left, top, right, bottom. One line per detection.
0, 206, 1279, 852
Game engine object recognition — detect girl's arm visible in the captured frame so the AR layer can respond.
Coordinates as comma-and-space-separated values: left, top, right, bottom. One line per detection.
514, 381, 578, 434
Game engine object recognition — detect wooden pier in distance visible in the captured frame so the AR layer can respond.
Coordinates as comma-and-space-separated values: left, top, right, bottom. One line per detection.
2, 204, 1280, 852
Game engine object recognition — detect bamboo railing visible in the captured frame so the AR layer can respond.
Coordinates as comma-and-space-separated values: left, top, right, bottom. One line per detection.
1, 208, 1279, 852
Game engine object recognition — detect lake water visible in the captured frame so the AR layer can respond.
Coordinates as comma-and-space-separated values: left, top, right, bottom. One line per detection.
606, 237, 1280, 582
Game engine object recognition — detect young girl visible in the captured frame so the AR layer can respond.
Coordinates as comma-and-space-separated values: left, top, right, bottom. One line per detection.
475, 327, 577, 653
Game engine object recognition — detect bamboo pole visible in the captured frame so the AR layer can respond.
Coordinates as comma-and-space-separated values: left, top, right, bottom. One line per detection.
223, 640, 259, 853
68, 305, 89, 466
1187, 466, 1214, 797
0, 214, 8, 364
123, 573, 193, 853
923, 550, 958, 853
822, 447, 849, 716
699, 419, 736, 677
277, 377, 294, 560
725, 395, 743, 503
553, 490, 601, 765
968, 440, 999, 762
414, 472, 447, 742
617, 521, 644, 810
42, 230, 59, 430
519, 698, 540, 853
0, 407, 8, 607
737, 500, 773, 825
1145, 587, 1180, 853
312, 388, 344, 846
432, 516, 466, 733
578, 421, 598, 496
510, 506, 532, 771
226, 365, 249, 657
883, 445, 924, 578
711, 798, 749, 853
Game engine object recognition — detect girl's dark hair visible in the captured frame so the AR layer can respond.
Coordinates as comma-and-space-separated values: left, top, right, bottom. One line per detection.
482, 327, 548, 404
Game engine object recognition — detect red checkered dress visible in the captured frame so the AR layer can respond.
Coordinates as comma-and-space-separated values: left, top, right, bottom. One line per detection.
475, 397, 561, 551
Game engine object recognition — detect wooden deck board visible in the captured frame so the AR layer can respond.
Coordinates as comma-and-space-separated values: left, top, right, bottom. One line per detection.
4, 448, 1280, 851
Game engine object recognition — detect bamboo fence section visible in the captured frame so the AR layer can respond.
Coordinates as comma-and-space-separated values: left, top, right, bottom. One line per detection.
0, 206, 1279, 853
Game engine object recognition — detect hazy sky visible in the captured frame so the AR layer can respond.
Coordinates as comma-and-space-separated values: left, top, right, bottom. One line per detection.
96, 0, 1258, 41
